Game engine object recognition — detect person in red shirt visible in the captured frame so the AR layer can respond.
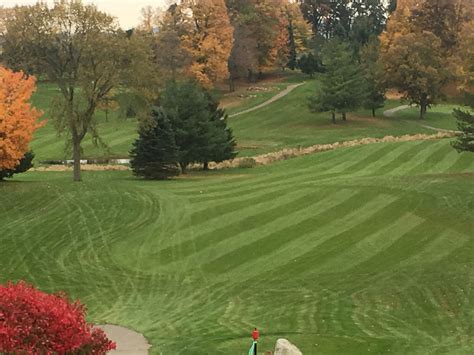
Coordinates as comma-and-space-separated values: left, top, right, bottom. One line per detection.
251, 328, 259, 354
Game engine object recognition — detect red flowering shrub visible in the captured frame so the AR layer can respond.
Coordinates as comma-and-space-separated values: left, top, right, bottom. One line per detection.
0, 281, 116, 354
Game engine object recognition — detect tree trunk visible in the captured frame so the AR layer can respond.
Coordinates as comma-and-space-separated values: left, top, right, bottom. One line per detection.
228, 76, 235, 93
331, 111, 336, 124
342, 112, 347, 121
72, 138, 81, 182
203, 162, 209, 171
372, 108, 376, 117
420, 94, 428, 119
420, 103, 427, 119
180, 162, 187, 174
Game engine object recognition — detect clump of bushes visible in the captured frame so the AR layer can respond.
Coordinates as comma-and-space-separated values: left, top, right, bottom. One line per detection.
0, 151, 34, 180
0, 281, 116, 354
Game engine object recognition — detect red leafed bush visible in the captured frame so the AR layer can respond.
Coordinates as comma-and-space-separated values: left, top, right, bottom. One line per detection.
0, 281, 116, 354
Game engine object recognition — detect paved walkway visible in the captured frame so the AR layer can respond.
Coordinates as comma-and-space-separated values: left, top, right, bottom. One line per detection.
383, 104, 410, 117
229, 82, 305, 118
97, 324, 150, 355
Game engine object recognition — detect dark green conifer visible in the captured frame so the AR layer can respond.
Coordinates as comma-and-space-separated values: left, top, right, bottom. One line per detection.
309, 40, 367, 123
130, 107, 180, 179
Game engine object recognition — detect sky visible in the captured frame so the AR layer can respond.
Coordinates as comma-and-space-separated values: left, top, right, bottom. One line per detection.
2, 0, 167, 29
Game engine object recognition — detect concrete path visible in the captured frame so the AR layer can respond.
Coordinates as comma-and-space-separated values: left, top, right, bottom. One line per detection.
229, 82, 305, 118
97, 324, 151, 355
383, 104, 410, 117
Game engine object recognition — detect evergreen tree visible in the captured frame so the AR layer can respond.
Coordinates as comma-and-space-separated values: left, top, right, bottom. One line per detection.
309, 40, 366, 123
160, 80, 236, 171
130, 107, 180, 180
0, 151, 34, 180
360, 36, 385, 117
297, 52, 322, 77
160, 80, 211, 171
452, 109, 474, 153
452, 54, 474, 153
202, 99, 237, 169
287, 18, 298, 70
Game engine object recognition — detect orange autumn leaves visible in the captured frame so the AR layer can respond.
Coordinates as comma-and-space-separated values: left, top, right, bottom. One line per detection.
0, 67, 44, 170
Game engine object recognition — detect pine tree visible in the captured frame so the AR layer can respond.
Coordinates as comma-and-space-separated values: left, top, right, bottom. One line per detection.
452, 109, 474, 152
360, 36, 385, 117
130, 107, 180, 180
287, 18, 298, 70
452, 50, 474, 153
200, 94, 237, 169
297, 52, 321, 78
160, 80, 237, 171
309, 40, 367, 123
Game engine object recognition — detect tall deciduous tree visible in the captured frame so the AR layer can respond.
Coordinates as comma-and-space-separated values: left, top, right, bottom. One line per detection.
380, 29, 447, 119
227, 0, 284, 82
181, 0, 234, 87
0, 66, 43, 173
3, 0, 153, 181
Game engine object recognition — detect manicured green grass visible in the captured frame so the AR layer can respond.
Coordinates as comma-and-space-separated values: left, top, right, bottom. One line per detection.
30, 80, 441, 161
30, 83, 138, 162
1, 138, 473, 354
229, 81, 435, 156
391, 104, 462, 131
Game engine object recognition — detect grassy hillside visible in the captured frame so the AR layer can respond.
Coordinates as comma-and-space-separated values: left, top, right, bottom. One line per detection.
391, 104, 461, 131
29, 79, 456, 162
2, 138, 473, 354
229, 82, 439, 156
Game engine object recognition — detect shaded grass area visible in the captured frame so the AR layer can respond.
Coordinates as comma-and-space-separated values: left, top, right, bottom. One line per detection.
1, 139, 473, 354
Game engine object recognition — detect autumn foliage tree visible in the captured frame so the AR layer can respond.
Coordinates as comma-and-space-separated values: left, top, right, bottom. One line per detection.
181, 0, 234, 87
0, 281, 115, 354
380, 1, 448, 119
0, 67, 43, 178
157, 0, 234, 88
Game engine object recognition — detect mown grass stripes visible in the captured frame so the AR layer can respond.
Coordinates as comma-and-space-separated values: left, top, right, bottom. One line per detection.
1, 139, 473, 354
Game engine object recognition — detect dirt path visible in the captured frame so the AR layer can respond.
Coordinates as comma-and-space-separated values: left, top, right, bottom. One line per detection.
229, 82, 305, 118
97, 324, 150, 354
383, 104, 461, 133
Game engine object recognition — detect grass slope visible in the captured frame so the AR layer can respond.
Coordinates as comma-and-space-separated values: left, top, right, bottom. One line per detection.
30, 79, 454, 161
1, 138, 473, 354
391, 104, 461, 131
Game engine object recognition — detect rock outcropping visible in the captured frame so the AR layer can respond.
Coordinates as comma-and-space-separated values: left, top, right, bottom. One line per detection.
274, 338, 302, 355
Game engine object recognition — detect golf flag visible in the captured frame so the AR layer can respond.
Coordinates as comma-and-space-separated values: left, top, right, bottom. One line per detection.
248, 341, 256, 355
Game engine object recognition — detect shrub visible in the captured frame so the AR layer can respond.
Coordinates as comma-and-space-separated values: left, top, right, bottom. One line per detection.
0, 281, 116, 354
0, 151, 34, 180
